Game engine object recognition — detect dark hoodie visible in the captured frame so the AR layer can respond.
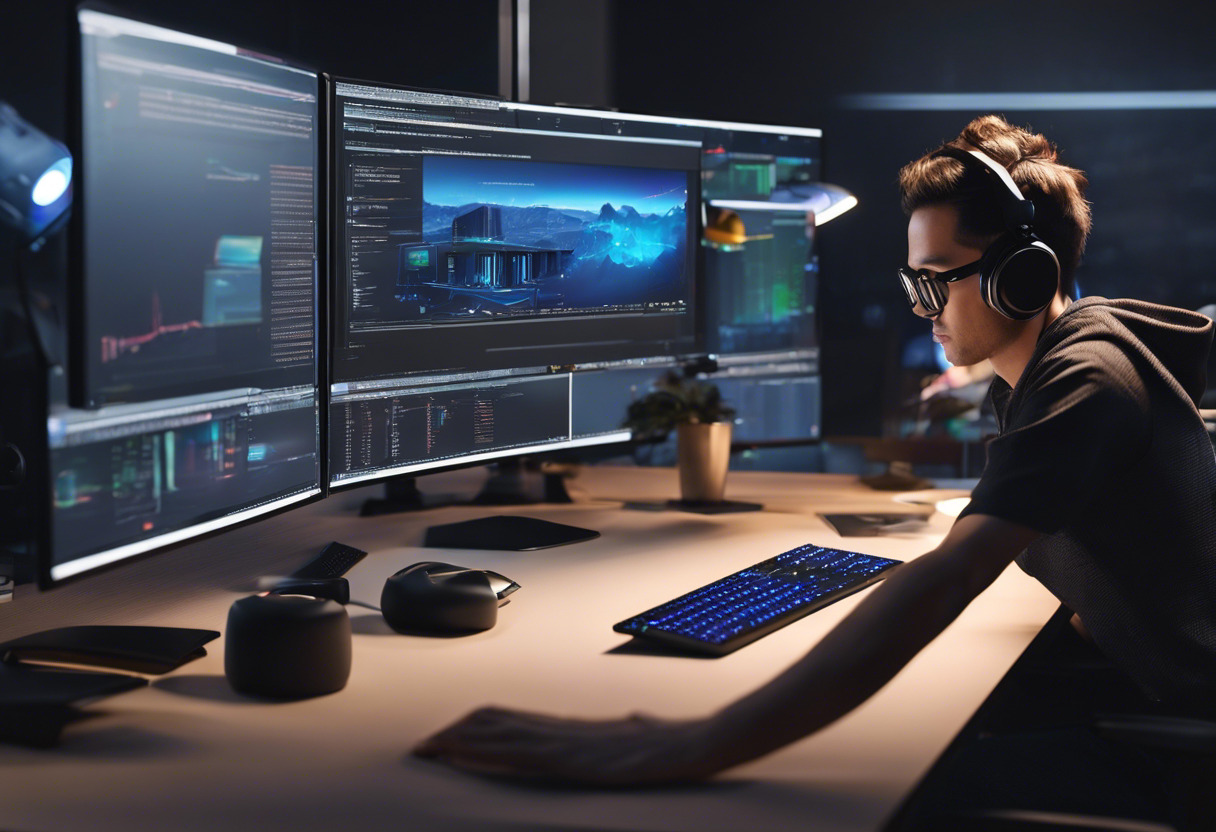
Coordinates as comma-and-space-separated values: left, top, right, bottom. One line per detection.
961, 297, 1216, 706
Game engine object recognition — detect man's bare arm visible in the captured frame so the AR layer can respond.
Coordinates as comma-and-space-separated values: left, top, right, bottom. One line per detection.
415, 513, 1040, 785
698, 513, 1041, 772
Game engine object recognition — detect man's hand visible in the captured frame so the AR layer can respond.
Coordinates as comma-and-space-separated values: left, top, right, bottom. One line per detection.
413, 707, 721, 787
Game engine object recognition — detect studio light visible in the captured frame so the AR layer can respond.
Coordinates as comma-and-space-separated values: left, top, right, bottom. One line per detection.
0, 101, 73, 243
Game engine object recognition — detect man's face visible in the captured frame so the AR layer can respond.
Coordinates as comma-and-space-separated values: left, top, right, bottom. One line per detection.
906, 203, 1022, 367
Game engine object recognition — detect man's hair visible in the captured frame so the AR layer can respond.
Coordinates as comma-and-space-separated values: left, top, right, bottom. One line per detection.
899, 115, 1092, 298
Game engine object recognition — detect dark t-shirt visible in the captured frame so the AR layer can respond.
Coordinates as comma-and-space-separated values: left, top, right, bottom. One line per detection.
960, 297, 1216, 705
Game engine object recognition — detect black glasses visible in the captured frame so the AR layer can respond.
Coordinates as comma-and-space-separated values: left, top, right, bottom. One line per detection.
898, 259, 981, 317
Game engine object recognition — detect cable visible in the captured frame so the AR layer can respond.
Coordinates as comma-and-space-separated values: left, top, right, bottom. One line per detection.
346, 599, 382, 613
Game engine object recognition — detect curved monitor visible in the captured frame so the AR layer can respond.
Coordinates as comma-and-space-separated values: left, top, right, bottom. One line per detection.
45, 10, 322, 585
326, 79, 701, 488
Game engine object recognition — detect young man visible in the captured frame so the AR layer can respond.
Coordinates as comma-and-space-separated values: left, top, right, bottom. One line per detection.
415, 116, 1216, 789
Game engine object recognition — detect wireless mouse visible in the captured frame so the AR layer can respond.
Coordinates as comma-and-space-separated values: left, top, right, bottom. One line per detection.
380, 562, 519, 634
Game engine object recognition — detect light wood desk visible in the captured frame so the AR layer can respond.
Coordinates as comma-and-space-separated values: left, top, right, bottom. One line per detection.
0, 466, 1059, 832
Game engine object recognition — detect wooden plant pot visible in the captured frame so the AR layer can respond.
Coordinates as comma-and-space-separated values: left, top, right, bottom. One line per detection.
676, 421, 732, 503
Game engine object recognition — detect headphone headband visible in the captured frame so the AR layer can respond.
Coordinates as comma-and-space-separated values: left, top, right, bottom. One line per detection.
932, 145, 1034, 231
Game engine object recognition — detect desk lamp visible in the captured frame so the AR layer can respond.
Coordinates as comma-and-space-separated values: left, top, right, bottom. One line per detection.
768, 181, 859, 226
706, 181, 858, 229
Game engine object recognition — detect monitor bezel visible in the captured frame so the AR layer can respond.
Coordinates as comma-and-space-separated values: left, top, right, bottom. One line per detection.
68, 3, 324, 410
43, 4, 328, 589
687, 120, 825, 447
39, 481, 324, 589
322, 75, 703, 493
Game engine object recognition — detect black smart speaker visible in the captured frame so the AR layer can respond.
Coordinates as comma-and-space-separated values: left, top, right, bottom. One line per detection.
224, 594, 352, 699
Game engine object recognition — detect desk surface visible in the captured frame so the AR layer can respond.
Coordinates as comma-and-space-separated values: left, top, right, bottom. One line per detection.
0, 467, 1059, 832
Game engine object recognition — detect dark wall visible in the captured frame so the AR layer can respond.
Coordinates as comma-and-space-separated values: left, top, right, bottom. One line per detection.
613, 0, 1216, 436
1, 1, 499, 144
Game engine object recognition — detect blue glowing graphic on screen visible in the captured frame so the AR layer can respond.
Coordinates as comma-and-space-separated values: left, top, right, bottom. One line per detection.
423, 156, 686, 216
399, 156, 689, 322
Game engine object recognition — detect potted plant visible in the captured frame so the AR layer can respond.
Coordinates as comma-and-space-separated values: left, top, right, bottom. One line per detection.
623, 371, 737, 503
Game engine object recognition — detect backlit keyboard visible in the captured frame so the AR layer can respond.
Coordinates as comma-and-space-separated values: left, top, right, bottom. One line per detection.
613, 544, 901, 655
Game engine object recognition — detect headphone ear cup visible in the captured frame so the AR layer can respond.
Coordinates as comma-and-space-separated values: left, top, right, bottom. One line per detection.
981, 236, 1060, 320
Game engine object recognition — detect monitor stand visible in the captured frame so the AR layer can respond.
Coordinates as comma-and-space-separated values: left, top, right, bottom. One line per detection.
358, 459, 576, 517
470, 458, 575, 505
359, 477, 429, 517
359, 461, 596, 550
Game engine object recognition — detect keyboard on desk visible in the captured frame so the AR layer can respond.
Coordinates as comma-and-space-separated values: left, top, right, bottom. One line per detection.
613, 544, 902, 656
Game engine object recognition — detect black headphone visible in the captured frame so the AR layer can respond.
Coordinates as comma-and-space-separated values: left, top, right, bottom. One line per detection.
932, 146, 1061, 320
